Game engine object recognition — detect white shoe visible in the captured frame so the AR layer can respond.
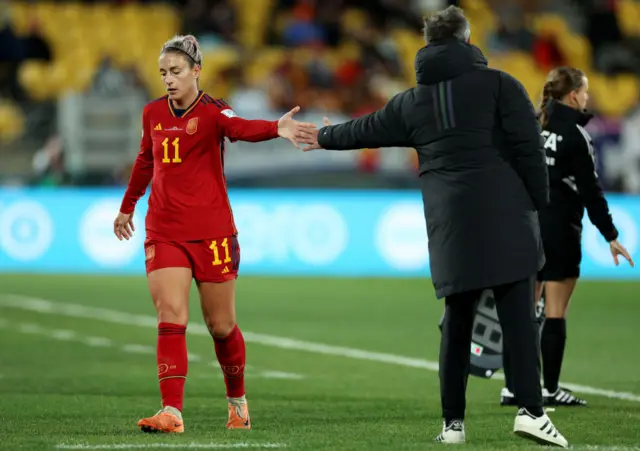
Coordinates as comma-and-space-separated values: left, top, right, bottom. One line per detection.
513, 408, 568, 448
435, 420, 466, 444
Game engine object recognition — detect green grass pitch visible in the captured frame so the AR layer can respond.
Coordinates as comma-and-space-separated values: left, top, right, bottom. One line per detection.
0, 274, 639, 450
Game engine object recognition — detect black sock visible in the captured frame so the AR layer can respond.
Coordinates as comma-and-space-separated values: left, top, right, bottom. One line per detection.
541, 318, 567, 394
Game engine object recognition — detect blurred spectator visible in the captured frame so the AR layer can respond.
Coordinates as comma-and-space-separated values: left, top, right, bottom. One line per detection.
282, 2, 327, 47
31, 135, 65, 187
0, 10, 25, 101
532, 32, 565, 72
24, 18, 51, 62
182, 0, 237, 48
489, 6, 536, 54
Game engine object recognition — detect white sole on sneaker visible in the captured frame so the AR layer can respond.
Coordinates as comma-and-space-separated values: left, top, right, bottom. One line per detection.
435, 431, 465, 444
514, 411, 568, 448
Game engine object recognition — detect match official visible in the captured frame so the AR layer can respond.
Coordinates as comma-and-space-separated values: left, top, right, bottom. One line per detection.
299, 6, 568, 447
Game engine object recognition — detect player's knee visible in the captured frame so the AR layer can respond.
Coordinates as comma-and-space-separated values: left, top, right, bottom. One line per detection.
206, 318, 236, 339
156, 303, 189, 325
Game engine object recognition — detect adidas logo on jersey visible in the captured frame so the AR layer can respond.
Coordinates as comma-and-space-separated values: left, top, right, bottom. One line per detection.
154, 124, 162, 131
221, 266, 230, 274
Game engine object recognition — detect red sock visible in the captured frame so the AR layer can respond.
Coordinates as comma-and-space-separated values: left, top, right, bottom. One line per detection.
214, 324, 246, 398
157, 322, 188, 412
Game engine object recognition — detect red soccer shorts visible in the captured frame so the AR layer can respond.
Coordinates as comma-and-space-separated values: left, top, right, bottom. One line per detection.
144, 236, 240, 283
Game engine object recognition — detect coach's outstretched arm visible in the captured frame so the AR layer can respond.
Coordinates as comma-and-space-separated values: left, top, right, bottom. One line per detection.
303, 91, 412, 151
498, 73, 550, 211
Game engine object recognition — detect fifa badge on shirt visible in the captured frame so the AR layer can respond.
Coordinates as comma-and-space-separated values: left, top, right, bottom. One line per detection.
186, 118, 198, 135
221, 109, 238, 118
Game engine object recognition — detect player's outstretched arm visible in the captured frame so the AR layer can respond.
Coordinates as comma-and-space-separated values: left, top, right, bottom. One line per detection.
276, 106, 318, 148
217, 103, 316, 147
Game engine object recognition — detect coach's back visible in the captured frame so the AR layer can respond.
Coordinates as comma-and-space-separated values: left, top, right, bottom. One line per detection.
318, 38, 549, 299
412, 39, 548, 298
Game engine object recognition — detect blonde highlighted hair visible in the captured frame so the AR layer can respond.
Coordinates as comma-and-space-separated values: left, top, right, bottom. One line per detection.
160, 34, 203, 68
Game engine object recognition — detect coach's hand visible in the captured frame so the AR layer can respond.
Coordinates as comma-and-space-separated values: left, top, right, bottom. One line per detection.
114, 211, 135, 241
610, 239, 634, 267
302, 117, 332, 152
277, 106, 317, 149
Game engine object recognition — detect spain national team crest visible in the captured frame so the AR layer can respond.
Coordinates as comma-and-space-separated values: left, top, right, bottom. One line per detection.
186, 117, 198, 135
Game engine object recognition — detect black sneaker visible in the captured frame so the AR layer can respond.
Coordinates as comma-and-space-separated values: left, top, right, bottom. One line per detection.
500, 387, 518, 406
543, 388, 587, 406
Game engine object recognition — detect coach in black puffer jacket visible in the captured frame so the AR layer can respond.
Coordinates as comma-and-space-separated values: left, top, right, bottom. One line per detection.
316, 17, 548, 300
305, 7, 568, 446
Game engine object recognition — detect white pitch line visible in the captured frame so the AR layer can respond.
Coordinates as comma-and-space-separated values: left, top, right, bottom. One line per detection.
573, 447, 640, 451
4, 317, 305, 381
2, 294, 639, 403
56, 443, 287, 449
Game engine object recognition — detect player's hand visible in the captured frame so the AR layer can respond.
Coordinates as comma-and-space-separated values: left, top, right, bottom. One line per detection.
277, 106, 317, 149
302, 117, 332, 152
610, 239, 634, 267
114, 211, 135, 241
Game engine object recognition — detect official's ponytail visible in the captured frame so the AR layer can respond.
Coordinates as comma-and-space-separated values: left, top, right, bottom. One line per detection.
538, 67, 586, 128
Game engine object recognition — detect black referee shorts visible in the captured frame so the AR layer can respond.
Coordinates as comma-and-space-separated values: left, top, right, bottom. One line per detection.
537, 216, 582, 281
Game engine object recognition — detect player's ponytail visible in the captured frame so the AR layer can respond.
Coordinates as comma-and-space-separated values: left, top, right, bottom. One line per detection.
538, 66, 585, 128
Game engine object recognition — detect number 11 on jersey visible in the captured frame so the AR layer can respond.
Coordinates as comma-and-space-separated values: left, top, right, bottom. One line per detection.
162, 137, 181, 163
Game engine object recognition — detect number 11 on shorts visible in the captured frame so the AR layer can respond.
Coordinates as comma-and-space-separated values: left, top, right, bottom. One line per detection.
210, 238, 232, 266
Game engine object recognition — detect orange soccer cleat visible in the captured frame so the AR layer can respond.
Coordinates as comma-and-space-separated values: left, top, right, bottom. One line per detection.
137, 407, 184, 433
227, 401, 251, 429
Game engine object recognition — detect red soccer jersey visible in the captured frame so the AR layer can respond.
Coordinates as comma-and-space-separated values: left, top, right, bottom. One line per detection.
120, 92, 279, 241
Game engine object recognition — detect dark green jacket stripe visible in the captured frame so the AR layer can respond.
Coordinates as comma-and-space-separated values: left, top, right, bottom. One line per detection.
432, 81, 456, 130
438, 82, 450, 129
432, 84, 442, 131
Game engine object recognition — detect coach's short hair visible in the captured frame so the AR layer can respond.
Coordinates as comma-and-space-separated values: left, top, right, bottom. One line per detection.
423, 6, 471, 43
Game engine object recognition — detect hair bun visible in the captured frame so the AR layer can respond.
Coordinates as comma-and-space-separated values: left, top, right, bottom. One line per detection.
184, 35, 200, 48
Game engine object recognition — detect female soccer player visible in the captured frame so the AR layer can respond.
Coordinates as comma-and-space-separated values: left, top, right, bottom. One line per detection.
113, 34, 316, 433
501, 66, 634, 408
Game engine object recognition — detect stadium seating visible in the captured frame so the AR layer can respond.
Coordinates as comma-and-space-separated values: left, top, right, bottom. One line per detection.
7, 1, 640, 119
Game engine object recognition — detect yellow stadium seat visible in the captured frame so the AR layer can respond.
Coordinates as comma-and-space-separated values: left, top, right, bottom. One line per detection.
341, 9, 368, 33
588, 74, 640, 117
8, 2, 31, 36
18, 60, 51, 101
557, 34, 591, 70
532, 13, 569, 37
245, 48, 287, 86
202, 47, 240, 71
235, 0, 273, 49
0, 102, 26, 144
617, 0, 640, 36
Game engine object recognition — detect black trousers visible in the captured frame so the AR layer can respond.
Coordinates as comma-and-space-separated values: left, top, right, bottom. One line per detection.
439, 275, 543, 420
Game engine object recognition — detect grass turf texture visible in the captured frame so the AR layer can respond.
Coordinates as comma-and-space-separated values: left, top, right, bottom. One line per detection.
0, 274, 639, 450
